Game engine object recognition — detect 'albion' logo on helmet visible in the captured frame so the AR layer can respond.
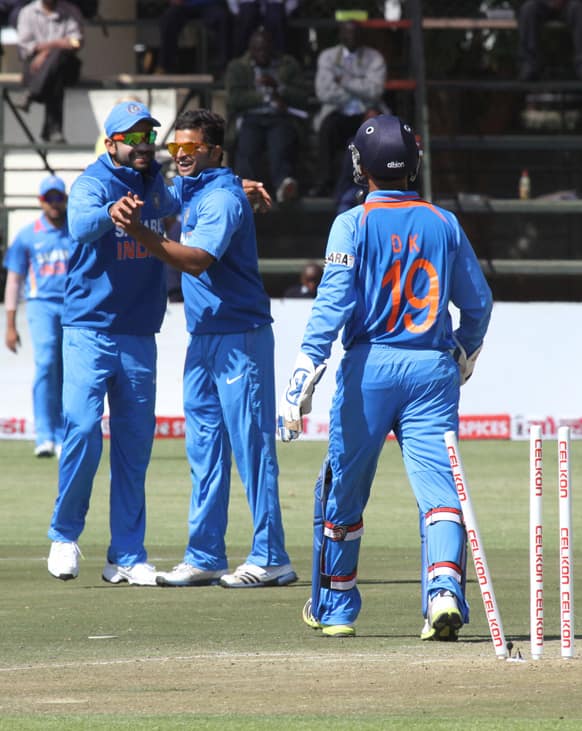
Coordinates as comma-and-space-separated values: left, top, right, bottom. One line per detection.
387, 161, 405, 168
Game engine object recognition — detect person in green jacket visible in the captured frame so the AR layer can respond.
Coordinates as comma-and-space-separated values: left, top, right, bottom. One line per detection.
224, 26, 310, 203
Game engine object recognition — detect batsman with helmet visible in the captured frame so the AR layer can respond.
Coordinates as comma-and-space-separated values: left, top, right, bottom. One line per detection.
279, 114, 493, 640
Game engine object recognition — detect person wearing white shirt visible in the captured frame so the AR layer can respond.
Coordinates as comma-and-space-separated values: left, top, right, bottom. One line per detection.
309, 20, 388, 198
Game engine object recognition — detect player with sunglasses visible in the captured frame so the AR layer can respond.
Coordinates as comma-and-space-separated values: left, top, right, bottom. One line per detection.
3, 175, 71, 458
46, 100, 184, 586
46, 101, 274, 587
113, 109, 297, 590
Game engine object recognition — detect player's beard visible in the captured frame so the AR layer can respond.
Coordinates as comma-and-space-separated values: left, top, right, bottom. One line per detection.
111, 144, 154, 173
128, 148, 154, 172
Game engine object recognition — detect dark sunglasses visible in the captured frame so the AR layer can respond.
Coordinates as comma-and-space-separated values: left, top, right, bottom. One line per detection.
41, 191, 66, 203
166, 141, 214, 157
111, 130, 157, 146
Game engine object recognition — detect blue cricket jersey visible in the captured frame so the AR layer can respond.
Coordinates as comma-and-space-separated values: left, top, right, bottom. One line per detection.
63, 153, 179, 335
302, 190, 493, 366
3, 215, 71, 302
173, 168, 272, 335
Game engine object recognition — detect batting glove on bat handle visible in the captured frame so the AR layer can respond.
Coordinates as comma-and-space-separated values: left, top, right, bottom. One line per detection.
278, 352, 327, 442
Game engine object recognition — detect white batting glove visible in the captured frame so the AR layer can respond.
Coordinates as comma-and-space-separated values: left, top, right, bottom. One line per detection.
278, 352, 327, 442
451, 335, 483, 386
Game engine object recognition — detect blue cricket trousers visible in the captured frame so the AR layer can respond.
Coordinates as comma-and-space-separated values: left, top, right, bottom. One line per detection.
182, 324, 290, 570
48, 328, 156, 566
26, 298, 64, 447
312, 344, 469, 626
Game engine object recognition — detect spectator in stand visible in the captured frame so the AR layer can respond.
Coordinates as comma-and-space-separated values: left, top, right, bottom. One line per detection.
308, 20, 388, 198
225, 26, 309, 203
16, 0, 84, 143
518, 0, 582, 80
156, 0, 230, 74
3, 175, 71, 458
227, 0, 299, 57
283, 261, 323, 298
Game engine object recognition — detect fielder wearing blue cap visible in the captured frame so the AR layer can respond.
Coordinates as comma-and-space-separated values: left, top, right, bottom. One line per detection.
46, 99, 180, 586
39, 175, 67, 197
104, 101, 161, 137
279, 114, 493, 642
3, 173, 71, 458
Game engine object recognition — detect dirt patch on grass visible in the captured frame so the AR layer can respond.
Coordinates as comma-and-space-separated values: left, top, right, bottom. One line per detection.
1, 646, 581, 720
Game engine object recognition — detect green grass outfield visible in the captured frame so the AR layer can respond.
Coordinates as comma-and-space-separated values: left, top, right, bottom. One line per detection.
0, 438, 580, 730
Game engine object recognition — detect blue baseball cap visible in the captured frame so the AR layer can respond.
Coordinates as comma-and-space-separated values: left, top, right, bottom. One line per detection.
352, 114, 419, 180
39, 175, 66, 196
104, 101, 160, 137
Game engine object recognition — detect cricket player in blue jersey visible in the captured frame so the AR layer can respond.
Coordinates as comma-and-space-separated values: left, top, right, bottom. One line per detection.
47, 100, 181, 585
279, 115, 493, 639
3, 174, 71, 458
115, 109, 297, 589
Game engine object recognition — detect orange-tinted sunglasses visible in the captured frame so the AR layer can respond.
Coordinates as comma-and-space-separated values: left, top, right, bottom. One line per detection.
166, 141, 215, 157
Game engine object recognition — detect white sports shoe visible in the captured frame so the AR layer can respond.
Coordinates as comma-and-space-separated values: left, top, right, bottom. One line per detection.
102, 561, 158, 586
35, 441, 55, 458
220, 562, 298, 588
48, 541, 81, 580
156, 562, 226, 587
420, 590, 463, 642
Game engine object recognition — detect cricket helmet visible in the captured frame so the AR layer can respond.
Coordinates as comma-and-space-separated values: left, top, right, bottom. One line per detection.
349, 114, 420, 185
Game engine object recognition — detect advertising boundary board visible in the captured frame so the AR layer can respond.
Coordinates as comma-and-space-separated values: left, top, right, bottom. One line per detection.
1, 301, 580, 441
